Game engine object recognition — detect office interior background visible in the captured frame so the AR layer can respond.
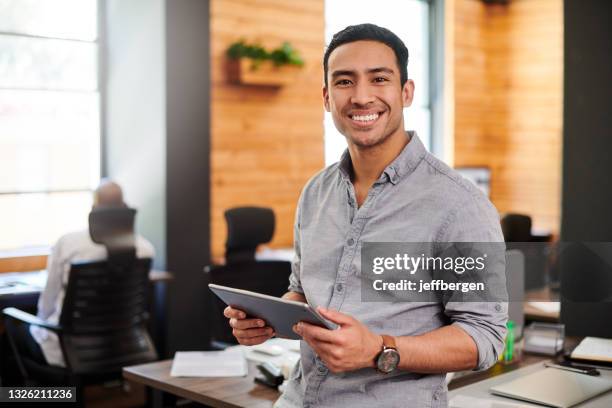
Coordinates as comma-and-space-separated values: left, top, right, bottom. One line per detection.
0, 0, 611, 405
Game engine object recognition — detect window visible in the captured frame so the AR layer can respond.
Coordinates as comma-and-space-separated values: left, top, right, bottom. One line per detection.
324, 0, 431, 165
0, 0, 100, 250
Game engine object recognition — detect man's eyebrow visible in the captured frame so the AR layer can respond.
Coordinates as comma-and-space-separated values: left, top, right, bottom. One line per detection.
330, 69, 356, 79
330, 67, 395, 79
367, 67, 394, 75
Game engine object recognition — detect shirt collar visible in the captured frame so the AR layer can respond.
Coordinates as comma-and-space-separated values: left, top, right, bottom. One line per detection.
338, 131, 426, 185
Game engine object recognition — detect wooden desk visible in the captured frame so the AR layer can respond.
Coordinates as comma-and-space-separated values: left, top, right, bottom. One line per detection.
123, 360, 278, 408
124, 341, 583, 408
0, 247, 49, 273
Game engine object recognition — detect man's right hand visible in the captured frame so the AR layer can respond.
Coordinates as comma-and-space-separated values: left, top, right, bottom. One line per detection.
223, 306, 275, 346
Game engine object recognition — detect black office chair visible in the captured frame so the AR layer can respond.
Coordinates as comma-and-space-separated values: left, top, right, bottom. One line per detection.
501, 214, 533, 243
501, 213, 552, 290
205, 207, 291, 348
224, 207, 276, 263
3, 208, 157, 405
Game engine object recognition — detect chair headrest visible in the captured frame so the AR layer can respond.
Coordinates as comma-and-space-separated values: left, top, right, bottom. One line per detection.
501, 213, 532, 242
224, 207, 275, 263
89, 207, 137, 263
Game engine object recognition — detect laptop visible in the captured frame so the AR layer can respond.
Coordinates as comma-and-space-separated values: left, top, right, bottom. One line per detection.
490, 367, 612, 408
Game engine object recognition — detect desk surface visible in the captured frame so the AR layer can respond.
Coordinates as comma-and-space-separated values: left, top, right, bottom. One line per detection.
124, 360, 278, 408
0, 269, 173, 297
524, 287, 561, 322
123, 351, 574, 408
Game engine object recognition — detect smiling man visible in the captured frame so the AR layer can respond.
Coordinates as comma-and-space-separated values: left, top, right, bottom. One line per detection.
224, 24, 507, 407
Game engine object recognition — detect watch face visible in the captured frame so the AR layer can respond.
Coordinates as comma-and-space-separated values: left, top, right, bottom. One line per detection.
377, 348, 400, 373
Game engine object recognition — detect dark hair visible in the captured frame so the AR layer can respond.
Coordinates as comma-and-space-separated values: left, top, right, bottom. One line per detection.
323, 23, 409, 88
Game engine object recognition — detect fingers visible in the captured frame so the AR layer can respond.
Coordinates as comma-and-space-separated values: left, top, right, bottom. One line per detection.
232, 326, 274, 339
295, 322, 336, 343
223, 306, 246, 319
317, 307, 354, 326
230, 317, 266, 330
224, 306, 275, 343
238, 334, 273, 346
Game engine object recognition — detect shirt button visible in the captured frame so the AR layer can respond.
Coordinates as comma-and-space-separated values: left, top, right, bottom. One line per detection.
335, 283, 344, 292
347, 238, 355, 246
495, 303, 502, 312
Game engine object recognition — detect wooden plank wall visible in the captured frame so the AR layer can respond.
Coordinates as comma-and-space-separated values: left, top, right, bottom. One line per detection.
210, 0, 325, 259
0, 255, 47, 273
452, 0, 563, 235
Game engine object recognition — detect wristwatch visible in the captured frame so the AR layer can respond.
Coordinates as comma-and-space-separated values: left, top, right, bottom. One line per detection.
375, 335, 400, 374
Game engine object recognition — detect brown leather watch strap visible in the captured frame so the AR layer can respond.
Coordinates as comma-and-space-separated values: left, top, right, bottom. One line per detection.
381, 334, 397, 350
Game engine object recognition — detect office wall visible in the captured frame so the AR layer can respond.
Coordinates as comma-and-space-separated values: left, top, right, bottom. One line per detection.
105, 0, 167, 268
105, 0, 211, 354
451, 0, 563, 234
561, 0, 612, 241
209, 0, 325, 259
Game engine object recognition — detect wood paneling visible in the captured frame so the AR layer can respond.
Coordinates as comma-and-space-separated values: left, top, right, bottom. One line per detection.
452, 0, 563, 235
0, 255, 47, 273
210, 0, 325, 259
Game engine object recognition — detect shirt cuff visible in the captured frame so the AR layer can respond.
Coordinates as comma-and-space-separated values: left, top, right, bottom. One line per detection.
288, 284, 304, 294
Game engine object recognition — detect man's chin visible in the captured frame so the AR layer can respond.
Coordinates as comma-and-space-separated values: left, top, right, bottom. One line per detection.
347, 133, 388, 149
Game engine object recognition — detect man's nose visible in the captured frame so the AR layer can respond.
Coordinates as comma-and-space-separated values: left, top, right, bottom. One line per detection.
350, 82, 376, 106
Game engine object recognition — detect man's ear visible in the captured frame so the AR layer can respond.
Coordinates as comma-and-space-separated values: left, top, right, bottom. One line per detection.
402, 79, 415, 108
323, 86, 331, 112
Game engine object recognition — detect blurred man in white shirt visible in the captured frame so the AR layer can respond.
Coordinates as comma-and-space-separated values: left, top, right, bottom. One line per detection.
30, 180, 155, 367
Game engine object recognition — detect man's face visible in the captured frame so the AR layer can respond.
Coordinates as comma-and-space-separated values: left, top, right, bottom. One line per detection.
323, 40, 414, 149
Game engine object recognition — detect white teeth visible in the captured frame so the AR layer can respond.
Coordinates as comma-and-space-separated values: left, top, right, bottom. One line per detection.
352, 113, 379, 122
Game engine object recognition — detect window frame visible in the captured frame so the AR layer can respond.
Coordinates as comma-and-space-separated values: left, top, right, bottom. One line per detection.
0, 0, 103, 197
0, 0, 103, 251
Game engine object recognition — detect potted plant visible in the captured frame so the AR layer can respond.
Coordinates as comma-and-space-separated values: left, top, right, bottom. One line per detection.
226, 40, 304, 86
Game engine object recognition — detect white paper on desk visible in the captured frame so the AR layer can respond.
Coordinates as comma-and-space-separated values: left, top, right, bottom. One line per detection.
571, 337, 612, 362
527, 301, 560, 314
170, 349, 247, 377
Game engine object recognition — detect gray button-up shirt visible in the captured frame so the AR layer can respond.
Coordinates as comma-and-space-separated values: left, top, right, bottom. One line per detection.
275, 132, 507, 408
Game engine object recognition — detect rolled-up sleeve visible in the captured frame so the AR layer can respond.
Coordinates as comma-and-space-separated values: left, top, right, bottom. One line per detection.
447, 302, 507, 370
439, 193, 508, 370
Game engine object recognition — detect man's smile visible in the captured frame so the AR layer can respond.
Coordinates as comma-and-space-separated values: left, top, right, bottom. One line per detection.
348, 110, 386, 128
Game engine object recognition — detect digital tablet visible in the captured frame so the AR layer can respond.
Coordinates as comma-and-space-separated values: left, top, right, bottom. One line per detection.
208, 284, 336, 340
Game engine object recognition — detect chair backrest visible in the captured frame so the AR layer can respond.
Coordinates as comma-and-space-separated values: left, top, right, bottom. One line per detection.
58, 207, 157, 374
225, 207, 275, 263
205, 260, 291, 345
59, 259, 157, 374
501, 213, 533, 242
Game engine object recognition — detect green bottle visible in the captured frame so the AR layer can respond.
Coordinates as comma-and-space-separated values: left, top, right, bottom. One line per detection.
504, 320, 515, 362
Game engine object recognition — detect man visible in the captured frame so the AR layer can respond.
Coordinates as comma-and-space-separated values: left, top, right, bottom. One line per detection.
224, 24, 507, 407
30, 180, 155, 367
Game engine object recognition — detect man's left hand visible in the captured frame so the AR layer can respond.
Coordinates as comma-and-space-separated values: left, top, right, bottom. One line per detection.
293, 307, 382, 373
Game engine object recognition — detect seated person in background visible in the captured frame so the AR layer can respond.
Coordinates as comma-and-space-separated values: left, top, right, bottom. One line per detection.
29, 180, 155, 367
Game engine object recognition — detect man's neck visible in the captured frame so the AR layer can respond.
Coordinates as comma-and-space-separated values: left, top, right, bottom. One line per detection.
348, 130, 410, 187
